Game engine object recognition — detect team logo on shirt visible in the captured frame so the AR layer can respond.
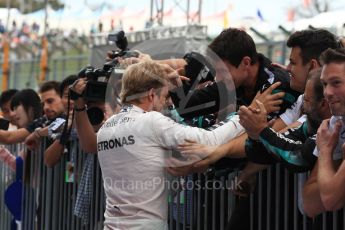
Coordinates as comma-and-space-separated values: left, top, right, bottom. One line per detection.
98, 135, 135, 151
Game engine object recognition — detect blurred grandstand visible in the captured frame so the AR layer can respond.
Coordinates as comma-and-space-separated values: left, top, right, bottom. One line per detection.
0, 0, 344, 90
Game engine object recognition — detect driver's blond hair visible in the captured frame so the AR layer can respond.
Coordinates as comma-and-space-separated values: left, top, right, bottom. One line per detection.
120, 61, 169, 103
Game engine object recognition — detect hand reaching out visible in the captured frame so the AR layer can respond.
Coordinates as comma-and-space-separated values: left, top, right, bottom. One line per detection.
178, 139, 225, 170
166, 139, 223, 176
250, 82, 284, 114
238, 100, 268, 140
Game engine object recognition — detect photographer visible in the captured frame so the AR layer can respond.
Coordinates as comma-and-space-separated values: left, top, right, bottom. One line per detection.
70, 76, 111, 225
70, 78, 99, 152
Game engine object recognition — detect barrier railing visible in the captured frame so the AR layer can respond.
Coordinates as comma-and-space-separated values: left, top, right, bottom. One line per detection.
22, 139, 105, 230
0, 143, 24, 230
1, 138, 344, 230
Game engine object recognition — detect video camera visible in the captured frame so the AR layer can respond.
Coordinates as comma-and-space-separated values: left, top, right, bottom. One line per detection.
74, 31, 138, 102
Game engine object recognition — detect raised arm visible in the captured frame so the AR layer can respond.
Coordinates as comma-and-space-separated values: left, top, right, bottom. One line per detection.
317, 119, 345, 211
71, 78, 98, 153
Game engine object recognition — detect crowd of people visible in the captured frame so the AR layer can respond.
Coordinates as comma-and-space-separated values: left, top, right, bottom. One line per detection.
0, 27, 345, 230
0, 20, 88, 60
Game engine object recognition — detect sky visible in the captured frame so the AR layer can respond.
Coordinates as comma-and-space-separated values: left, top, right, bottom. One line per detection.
62, 0, 345, 29
9, 0, 339, 36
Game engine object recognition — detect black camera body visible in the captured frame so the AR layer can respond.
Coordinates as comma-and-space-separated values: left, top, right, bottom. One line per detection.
107, 31, 139, 61
78, 65, 112, 102
78, 31, 138, 102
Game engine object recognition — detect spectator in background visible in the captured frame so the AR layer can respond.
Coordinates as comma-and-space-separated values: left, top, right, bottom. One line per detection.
98, 21, 103, 33
0, 89, 19, 130
303, 48, 345, 217
0, 89, 42, 229
31, 22, 39, 34
0, 20, 5, 34
43, 75, 78, 167
12, 21, 16, 31
20, 22, 30, 36
110, 19, 115, 32
0, 88, 44, 145
90, 24, 96, 34
10, 90, 42, 129
39, 81, 65, 121
0, 89, 42, 170
24, 81, 65, 150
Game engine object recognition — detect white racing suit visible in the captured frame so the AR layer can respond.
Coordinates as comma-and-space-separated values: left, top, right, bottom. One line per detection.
97, 104, 244, 230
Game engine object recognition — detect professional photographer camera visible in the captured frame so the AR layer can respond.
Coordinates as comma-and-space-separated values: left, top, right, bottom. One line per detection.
67, 31, 137, 152
70, 30, 138, 102
60, 30, 138, 149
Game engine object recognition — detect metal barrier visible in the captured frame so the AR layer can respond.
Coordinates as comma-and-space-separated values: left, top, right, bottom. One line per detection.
0, 143, 24, 230
21, 139, 105, 230
1, 138, 345, 230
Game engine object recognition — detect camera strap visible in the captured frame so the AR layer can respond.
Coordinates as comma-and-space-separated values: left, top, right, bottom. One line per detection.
60, 92, 75, 145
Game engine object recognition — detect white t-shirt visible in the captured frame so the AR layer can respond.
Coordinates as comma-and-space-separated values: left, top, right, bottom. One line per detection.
97, 105, 244, 230
313, 116, 345, 160
280, 94, 304, 126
